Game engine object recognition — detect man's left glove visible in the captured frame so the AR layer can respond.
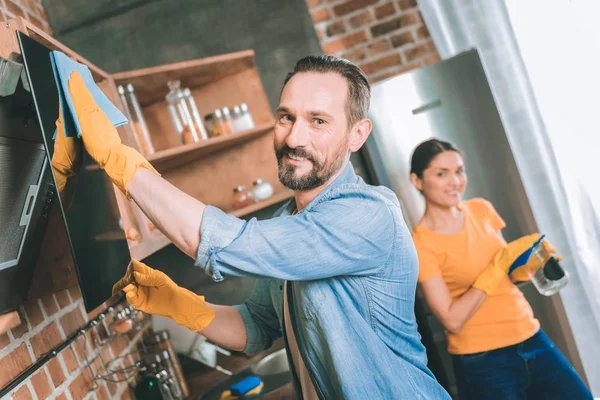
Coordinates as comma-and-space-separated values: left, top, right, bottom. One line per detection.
117, 259, 216, 332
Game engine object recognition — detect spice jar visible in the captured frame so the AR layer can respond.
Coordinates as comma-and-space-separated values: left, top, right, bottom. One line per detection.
204, 109, 227, 138
221, 107, 233, 135
251, 179, 274, 203
231, 105, 244, 133
233, 185, 253, 209
240, 103, 255, 130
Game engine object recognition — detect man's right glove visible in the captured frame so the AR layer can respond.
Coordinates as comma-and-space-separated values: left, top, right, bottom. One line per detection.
120, 259, 216, 332
68, 71, 159, 199
473, 234, 550, 295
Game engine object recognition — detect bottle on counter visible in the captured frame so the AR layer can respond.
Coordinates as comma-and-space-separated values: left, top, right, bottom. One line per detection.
231, 105, 244, 133
204, 109, 228, 138
250, 178, 274, 203
221, 106, 233, 135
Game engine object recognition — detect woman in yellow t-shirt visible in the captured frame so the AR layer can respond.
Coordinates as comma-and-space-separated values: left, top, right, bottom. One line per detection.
409, 138, 591, 400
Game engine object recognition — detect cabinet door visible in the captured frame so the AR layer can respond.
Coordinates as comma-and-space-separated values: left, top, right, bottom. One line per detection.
18, 31, 132, 312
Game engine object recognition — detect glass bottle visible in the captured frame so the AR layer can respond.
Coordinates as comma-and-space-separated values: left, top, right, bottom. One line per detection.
527, 241, 569, 296
240, 103, 255, 130
122, 84, 155, 155
231, 105, 243, 133
165, 80, 200, 145
251, 179, 274, 203
233, 185, 253, 209
182, 88, 208, 140
204, 109, 227, 137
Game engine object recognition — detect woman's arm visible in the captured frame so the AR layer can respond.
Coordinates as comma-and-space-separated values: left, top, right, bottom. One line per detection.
420, 276, 487, 334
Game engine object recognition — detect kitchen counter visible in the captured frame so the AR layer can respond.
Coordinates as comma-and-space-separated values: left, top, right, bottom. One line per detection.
184, 339, 295, 399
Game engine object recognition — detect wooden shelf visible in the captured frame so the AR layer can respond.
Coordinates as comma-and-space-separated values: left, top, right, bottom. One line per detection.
94, 231, 126, 241
86, 122, 274, 173
230, 190, 293, 218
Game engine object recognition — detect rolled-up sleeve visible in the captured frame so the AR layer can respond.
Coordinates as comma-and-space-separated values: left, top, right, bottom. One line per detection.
195, 188, 395, 281
232, 280, 282, 355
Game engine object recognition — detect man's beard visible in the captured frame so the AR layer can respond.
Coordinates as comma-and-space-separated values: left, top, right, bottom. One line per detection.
274, 143, 348, 191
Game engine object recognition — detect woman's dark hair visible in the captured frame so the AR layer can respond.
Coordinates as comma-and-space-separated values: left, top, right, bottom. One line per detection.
410, 138, 464, 178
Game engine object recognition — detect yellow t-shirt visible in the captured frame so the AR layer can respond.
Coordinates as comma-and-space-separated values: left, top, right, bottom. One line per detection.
412, 198, 539, 354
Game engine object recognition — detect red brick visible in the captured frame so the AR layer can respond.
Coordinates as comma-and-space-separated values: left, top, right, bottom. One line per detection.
359, 53, 402, 75
41, 294, 59, 317
341, 47, 367, 63
306, 0, 322, 8
315, 26, 324, 41
106, 379, 120, 397
311, 8, 331, 23
375, 2, 397, 20
423, 54, 441, 65
55, 290, 71, 308
403, 41, 436, 62
348, 9, 373, 29
120, 386, 134, 399
87, 302, 107, 320
111, 335, 130, 358
367, 39, 391, 56
333, 0, 378, 17
417, 25, 430, 40
68, 368, 94, 400
60, 307, 86, 337
10, 320, 29, 339
30, 322, 62, 359
47, 357, 66, 387
0, 333, 9, 350
69, 286, 82, 302
0, 343, 33, 388
390, 31, 414, 48
55, 392, 69, 400
397, 0, 417, 9
5, 0, 25, 17
63, 346, 79, 373
30, 369, 53, 399
96, 383, 110, 400
23, 300, 45, 328
11, 384, 32, 400
326, 20, 346, 37
370, 12, 418, 37
322, 30, 368, 54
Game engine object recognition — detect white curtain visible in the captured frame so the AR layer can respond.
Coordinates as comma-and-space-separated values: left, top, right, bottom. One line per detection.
418, 0, 600, 394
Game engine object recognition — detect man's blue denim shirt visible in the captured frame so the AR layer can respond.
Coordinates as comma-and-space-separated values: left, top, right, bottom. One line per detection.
196, 162, 450, 399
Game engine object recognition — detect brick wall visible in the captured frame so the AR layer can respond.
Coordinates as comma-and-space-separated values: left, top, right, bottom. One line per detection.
0, 289, 148, 400
308, 0, 440, 83
0, 0, 51, 33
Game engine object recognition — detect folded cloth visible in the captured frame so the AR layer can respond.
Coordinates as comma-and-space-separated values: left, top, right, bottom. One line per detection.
50, 51, 127, 139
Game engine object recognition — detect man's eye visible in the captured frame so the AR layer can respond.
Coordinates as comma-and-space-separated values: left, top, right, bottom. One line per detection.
279, 114, 292, 121
313, 118, 325, 125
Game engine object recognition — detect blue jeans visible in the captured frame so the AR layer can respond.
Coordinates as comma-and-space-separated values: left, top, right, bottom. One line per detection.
452, 330, 592, 400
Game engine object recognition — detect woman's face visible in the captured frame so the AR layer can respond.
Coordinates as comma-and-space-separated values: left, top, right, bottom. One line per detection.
413, 150, 467, 207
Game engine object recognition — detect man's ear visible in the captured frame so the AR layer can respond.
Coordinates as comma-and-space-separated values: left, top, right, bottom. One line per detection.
349, 119, 372, 152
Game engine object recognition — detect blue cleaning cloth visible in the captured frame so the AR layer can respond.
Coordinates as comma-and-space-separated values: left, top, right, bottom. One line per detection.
508, 234, 546, 275
50, 51, 127, 139
229, 375, 262, 396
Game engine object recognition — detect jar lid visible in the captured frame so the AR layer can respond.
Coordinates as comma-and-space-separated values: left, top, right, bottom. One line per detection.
252, 178, 264, 185
234, 185, 247, 192
221, 106, 231, 116
214, 109, 223, 118
232, 105, 241, 115
240, 103, 249, 112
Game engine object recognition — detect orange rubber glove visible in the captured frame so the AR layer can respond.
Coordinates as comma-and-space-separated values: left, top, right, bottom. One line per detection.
509, 240, 562, 282
121, 259, 216, 332
51, 104, 82, 209
473, 234, 544, 295
67, 71, 159, 199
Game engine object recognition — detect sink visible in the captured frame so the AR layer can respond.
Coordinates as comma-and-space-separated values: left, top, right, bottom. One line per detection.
198, 349, 292, 399
251, 349, 289, 376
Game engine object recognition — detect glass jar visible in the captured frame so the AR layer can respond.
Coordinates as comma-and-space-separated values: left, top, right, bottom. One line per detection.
527, 241, 569, 296
233, 185, 253, 209
204, 109, 228, 138
119, 84, 155, 155
240, 103, 255, 130
165, 80, 200, 145
221, 107, 233, 135
231, 105, 244, 133
251, 179, 273, 203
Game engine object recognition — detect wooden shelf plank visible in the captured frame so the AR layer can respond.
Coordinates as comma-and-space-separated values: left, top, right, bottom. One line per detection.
86, 122, 274, 173
230, 190, 293, 218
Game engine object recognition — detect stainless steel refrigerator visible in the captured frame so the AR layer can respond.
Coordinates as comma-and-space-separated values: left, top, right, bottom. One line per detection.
362, 49, 583, 397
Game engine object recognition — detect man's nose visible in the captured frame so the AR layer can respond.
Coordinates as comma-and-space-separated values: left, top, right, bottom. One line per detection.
285, 119, 309, 148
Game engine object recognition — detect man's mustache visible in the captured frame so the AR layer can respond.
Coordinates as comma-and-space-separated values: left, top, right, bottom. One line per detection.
275, 145, 316, 164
